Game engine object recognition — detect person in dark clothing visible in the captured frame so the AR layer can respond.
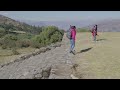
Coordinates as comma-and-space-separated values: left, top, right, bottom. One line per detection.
95, 25, 98, 36
91, 25, 97, 41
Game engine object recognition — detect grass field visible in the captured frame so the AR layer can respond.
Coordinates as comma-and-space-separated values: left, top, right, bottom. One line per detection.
74, 32, 120, 79
0, 47, 36, 65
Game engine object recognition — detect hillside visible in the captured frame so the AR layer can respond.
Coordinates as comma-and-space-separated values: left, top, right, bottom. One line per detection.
0, 15, 42, 35
0, 15, 21, 25
20, 19, 120, 32
0, 14, 64, 51
82, 19, 120, 32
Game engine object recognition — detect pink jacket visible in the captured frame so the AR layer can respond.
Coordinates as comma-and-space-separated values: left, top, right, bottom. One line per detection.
71, 29, 76, 41
91, 27, 97, 36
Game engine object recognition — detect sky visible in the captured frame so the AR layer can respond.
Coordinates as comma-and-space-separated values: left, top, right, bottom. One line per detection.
0, 11, 120, 21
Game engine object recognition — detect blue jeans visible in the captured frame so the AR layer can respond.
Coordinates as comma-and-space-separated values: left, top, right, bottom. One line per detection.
93, 35, 96, 41
70, 39, 75, 52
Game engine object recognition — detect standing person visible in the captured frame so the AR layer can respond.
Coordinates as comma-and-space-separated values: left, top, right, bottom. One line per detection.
91, 25, 97, 41
70, 26, 76, 55
95, 25, 98, 36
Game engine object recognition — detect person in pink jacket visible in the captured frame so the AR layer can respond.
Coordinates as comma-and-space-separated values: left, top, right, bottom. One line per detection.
91, 25, 97, 41
70, 26, 76, 55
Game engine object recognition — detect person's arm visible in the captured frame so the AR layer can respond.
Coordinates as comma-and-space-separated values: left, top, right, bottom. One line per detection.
91, 28, 93, 33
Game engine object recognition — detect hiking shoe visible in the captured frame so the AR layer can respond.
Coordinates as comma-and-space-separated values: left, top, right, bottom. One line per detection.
71, 51, 75, 55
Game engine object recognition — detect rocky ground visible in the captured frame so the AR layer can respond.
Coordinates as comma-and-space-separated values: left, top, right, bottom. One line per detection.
0, 34, 78, 79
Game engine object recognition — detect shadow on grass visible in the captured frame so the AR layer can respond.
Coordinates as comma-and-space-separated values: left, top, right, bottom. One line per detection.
76, 47, 93, 54
96, 39, 107, 41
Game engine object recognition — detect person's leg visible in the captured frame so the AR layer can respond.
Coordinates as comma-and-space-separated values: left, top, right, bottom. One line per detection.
94, 35, 96, 41
93, 35, 94, 41
72, 39, 75, 51
93, 32, 96, 41
70, 39, 74, 52
95, 35, 96, 41
92, 33, 94, 41
71, 39, 75, 55
70, 39, 73, 53
94, 35, 95, 41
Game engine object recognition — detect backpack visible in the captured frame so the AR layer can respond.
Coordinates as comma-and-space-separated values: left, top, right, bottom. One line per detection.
66, 29, 72, 39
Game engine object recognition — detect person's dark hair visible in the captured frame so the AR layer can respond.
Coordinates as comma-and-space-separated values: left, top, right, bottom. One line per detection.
73, 26, 76, 29
71, 26, 76, 29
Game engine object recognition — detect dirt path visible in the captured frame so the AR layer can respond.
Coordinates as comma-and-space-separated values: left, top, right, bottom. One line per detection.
0, 34, 78, 79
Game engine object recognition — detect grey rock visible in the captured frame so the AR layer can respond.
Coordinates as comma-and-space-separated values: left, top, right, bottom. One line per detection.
0, 34, 76, 79
33, 73, 42, 79
42, 66, 51, 78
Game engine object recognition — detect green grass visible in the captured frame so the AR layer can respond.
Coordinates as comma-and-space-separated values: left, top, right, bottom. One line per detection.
0, 47, 36, 65
74, 32, 120, 79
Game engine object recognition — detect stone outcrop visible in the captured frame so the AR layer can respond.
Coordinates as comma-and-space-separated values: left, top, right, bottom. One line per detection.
0, 34, 78, 79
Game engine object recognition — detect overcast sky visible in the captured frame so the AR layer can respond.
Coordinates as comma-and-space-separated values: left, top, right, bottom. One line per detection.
0, 11, 120, 21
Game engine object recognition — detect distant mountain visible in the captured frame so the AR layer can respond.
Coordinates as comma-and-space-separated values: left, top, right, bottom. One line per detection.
20, 20, 97, 30
82, 19, 120, 32
10, 16, 120, 32
18, 20, 46, 27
